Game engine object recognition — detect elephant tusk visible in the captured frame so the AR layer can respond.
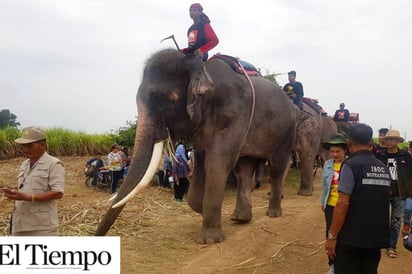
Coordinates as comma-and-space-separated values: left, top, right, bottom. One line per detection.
112, 141, 164, 208
108, 192, 118, 202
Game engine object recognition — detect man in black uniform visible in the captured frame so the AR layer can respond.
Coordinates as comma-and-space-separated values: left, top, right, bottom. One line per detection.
283, 70, 304, 110
325, 124, 391, 274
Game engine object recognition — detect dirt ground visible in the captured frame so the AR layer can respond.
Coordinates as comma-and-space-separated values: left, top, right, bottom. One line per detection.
1, 157, 411, 274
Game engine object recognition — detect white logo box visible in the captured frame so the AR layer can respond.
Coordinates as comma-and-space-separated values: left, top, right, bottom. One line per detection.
0, 236, 120, 274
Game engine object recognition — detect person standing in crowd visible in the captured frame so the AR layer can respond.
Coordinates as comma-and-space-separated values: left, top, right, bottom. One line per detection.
187, 147, 195, 178
403, 194, 412, 252
172, 144, 190, 202
325, 124, 391, 274
108, 144, 123, 195
333, 103, 350, 135
376, 129, 412, 258
320, 134, 347, 274
373, 127, 389, 154
2, 126, 65, 236
119, 146, 130, 178
181, 3, 219, 61
163, 152, 173, 188
403, 136, 412, 252
283, 70, 304, 110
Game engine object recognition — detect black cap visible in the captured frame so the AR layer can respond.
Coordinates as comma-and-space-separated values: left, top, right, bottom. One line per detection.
378, 128, 389, 135
347, 123, 373, 145
288, 70, 296, 76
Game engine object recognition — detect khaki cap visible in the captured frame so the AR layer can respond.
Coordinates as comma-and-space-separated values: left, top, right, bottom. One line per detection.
15, 126, 46, 144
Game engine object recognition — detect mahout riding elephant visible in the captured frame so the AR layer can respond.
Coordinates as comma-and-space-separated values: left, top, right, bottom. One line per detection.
294, 104, 337, 196
95, 49, 297, 243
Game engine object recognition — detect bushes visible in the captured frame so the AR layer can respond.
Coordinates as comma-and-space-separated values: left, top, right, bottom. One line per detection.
0, 127, 21, 159
0, 127, 116, 160
46, 128, 115, 157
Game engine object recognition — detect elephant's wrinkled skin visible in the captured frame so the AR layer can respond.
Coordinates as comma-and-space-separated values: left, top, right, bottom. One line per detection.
95, 49, 297, 243
295, 105, 337, 196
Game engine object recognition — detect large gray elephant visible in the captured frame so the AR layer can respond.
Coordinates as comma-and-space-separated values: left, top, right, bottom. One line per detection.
294, 104, 337, 196
95, 49, 297, 243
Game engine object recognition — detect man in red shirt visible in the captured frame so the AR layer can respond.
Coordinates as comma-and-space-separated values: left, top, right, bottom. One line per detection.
182, 3, 219, 61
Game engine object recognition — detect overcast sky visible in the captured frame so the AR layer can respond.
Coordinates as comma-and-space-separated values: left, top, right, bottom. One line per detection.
2, 0, 412, 139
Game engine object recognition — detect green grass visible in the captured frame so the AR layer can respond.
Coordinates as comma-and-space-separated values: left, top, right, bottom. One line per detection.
285, 169, 301, 187
0, 127, 116, 159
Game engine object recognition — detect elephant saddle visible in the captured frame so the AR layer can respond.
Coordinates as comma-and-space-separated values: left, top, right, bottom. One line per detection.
209, 54, 261, 76
302, 97, 328, 115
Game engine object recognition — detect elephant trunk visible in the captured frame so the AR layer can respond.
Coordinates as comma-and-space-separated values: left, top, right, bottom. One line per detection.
95, 106, 164, 236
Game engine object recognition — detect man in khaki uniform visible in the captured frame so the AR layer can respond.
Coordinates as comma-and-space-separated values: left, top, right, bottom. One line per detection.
2, 126, 65, 236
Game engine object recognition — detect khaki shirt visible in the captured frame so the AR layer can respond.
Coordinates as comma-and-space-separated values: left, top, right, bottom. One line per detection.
12, 152, 65, 234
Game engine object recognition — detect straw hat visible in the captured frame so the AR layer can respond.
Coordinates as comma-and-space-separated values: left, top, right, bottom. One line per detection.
383, 130, 404, 143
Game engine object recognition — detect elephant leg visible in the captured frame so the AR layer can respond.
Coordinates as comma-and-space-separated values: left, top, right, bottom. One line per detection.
230, 157, 256, 223
297, 154, 316, 196
296, 125, 320, 196
188, 150, 205, 214
195, 149, 237, 244
267, 149, 290, 217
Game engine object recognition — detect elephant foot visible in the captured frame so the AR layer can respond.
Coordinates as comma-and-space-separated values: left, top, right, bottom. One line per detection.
230, 210, 252, 223
267, 207, 282, 218
297, 189, 313, 196
195, 228, 225, 244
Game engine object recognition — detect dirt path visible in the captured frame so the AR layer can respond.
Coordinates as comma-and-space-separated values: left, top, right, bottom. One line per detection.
1, 157, 411, 273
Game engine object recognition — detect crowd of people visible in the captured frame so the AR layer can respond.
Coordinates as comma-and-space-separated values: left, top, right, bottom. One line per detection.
154, 143, 194, 202
321, 125, 412, 274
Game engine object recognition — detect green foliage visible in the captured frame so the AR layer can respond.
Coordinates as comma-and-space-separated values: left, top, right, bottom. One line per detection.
111, 119, 137, 148
285, 169, 301, 187
399, 142, 409, 150
0, 127, 115, 159
262, 71, 283, 88
0, 109, 20, 128
0, 119, 137, 159
0, 127, 21, 159
46, 128, 115, 156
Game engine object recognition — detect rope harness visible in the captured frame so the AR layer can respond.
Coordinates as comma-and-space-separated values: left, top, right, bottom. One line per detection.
237, 61, 256, 148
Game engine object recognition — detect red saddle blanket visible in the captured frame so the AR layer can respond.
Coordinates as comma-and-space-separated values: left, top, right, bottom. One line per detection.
209, 54, 261, 76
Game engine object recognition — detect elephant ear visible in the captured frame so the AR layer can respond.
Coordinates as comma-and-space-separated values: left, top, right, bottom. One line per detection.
184, 55, 214, 130
186, 55, 214, 97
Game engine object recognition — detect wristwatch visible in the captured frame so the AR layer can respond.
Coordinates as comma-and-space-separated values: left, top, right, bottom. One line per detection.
328, 231, 337, 240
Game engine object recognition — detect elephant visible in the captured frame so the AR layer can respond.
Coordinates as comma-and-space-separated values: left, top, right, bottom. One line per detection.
335, 121, 349, 135
294, 103, 337, 196
95, 49, 298, 244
